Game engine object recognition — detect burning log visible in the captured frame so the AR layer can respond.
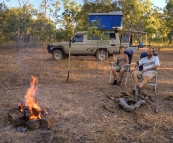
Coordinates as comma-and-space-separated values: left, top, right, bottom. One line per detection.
8, 76, 56, 130
32, 108, 41, 117
18, 76, 46, 120
23, 106, 32, 121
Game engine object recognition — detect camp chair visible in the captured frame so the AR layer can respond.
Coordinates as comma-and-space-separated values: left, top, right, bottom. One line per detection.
135, 51, 158, 92
109, 50, 134, 86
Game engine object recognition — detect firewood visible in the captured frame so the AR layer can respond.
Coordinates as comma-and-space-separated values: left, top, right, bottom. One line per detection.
23, 106, 32, 120
32, 108, 40, 116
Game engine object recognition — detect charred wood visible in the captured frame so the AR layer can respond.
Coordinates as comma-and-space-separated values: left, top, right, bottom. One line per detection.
23, 106, 32, 120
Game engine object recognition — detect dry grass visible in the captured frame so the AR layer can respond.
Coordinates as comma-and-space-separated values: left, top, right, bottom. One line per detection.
0, 45, 173, 143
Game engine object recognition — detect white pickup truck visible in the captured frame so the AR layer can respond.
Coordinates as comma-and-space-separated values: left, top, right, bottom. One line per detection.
47, 30, 137, 60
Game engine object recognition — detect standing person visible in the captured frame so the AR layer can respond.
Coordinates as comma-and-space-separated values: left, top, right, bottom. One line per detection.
111, 46, 129, 86
132, 48, 160, 94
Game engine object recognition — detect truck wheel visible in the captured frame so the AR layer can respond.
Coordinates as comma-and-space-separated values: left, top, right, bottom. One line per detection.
96, 50, 108, 61
52, 50, 64, 60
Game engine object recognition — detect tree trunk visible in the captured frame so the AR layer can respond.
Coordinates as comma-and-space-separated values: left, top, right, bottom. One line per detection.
169, 28, 173, 45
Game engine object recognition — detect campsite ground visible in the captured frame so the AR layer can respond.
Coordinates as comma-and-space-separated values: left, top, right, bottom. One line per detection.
0, 45, 173, 143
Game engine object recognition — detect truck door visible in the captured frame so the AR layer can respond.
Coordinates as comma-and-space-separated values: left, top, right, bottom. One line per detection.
84, 34, 100, 54
71, 34, 84, 54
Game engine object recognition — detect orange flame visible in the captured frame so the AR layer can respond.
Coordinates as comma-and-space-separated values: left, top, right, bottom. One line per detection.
24, 75, 41, 119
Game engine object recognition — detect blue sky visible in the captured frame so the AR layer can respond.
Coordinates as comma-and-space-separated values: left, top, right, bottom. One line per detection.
4, 0, 166, 9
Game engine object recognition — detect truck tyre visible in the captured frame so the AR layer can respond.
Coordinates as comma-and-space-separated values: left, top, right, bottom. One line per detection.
52, 50, 64, 60
96, 50, 108, 61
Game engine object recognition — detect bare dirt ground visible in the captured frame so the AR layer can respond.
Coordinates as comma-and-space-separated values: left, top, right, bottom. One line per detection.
0, 45, 173, 143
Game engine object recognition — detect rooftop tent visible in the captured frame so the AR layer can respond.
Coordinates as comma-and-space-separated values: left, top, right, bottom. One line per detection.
88, 11, 123, 30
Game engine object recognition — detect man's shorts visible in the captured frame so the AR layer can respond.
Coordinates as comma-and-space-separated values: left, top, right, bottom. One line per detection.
115, 65, 128, 72
134, 71, 156, 80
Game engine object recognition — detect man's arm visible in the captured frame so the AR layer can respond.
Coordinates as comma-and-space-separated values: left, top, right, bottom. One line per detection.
142, 65, 159, 72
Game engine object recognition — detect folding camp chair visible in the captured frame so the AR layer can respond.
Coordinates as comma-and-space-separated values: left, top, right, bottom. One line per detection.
109, 50, 134, 86
135, 51, 159, 92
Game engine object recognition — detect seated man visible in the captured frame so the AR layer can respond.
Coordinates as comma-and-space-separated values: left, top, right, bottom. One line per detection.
132, 48, 160, 94
111, 46, 129, 86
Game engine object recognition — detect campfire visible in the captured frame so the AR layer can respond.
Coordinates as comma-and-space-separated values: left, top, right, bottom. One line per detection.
8, 76, 56, 130
18, 76, 47, 120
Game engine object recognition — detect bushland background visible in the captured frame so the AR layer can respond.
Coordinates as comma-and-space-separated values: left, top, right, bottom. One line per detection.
0, 0, 173, 143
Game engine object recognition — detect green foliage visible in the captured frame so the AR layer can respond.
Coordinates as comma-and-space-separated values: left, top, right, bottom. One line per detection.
87, 18, 109, 46
0, 0, 172, 45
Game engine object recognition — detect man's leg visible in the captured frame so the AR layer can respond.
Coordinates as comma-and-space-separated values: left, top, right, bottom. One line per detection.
139, 76, 149, 88
135, 72, 155, 95
139, 72, 155, 88
132, 71, 142, 98
132, 71, 140, 86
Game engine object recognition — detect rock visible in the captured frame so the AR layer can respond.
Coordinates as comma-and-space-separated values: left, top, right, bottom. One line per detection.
40, 114, 57, 129
25, 119, 40, 130
154, 107, 159, 113
8, 108, 25, 126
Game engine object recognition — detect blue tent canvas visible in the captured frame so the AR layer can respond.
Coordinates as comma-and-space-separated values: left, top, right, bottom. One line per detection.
88, 11, 123, 30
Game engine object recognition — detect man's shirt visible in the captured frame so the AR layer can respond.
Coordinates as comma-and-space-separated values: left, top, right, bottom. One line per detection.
139, 55, 160, 71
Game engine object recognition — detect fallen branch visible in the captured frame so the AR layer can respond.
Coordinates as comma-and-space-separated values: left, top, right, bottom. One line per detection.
102, 104, 115, 113
120, 91, 134, 98
119, 98, 146, 112
138, 95, 152, 104
165, 95, 173, 100
106, 95, 118, 102
131, 89, 152, 104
